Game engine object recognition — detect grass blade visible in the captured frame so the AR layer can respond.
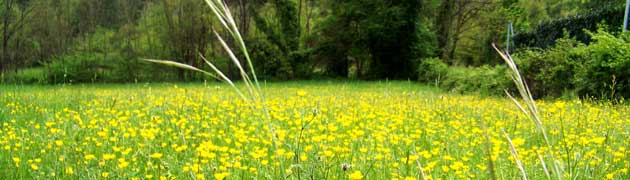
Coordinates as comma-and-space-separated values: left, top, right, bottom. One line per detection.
141, 58, 219, 80
493, 43, 563, 179
503, 129, 528, 180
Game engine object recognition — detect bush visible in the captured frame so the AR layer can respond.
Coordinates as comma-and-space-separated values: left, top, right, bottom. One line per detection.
46, 51, 119, 83
440, 65, 512, 95
417, 57, 448, 84
43, 28, 183, 84
575, 30, 630, 99
2, 67, 47, 84
514, 4, 624, 49
423, 30, 630, 99
416, 57, 512, 96
512, 30, 630, 99
247, 38, 294, 80
289, 48, 316, 79
46, 51, 182, 84
514, 38, 586, 98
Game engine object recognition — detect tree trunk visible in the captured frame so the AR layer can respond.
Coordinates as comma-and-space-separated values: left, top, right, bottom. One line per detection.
298, 0, 303, 27
449, 37, 459, 64
238, 0, 249, 35
436, 0, 453, 61
305, 0, 312, 47
1, 0, 12, 72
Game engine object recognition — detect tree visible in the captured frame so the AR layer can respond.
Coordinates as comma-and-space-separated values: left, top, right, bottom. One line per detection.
318, 0, 430, 79
1, 0, 33, 71
365, 0, 425, 79
248, 0, 303, 79
436, 0, 454, 60
160, 0, 213, 80
435, 0, 495, 64
28, 0, 79, 64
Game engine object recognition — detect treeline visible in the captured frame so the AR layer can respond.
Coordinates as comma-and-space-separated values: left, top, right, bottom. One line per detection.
0, 0, 619, 83
417, 0, 630, 99
514, 2, 626, 49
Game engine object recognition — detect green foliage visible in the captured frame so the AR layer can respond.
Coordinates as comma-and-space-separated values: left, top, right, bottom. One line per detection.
416, 56, 513, 96
415, 22, 438, 58
513, 30, 630, 99
364, 0, 424, 79
514, 5, 624, 49
247, 38, 293, 80
288, 48, 316, 79
47, 51, 117, 83
440, 65, 513, 95
318, 0, 433, 79
248, 0, 304, 79
514, 38, 586, 98
417, 57, 448, 84
422, 30, 630, 99
7, 0, 624, 85
46, 51, 180, 84
272, 0, 300, 52
45, 28, 179, 83
575, 30, 630, 99
2, 67, 46, 84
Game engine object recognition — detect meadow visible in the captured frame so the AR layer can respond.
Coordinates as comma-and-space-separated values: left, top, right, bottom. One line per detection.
0, 81, 629, 179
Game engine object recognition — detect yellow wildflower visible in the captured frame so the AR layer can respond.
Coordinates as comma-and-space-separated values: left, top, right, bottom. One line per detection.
84, 154, 96, 160
65, 167, 74, 175
349, 171, 364, 180
55, 140, 63, 146
103, 154, 116, 161
214, 172, 230, 180
150, 153, 163, 159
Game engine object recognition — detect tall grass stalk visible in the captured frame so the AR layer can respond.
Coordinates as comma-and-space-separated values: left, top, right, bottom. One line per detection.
143, 0, 284, 177
479, 119, 498, 180
493, 44, 564, 179
412, 150, 428, 180
503, 129, 528, 180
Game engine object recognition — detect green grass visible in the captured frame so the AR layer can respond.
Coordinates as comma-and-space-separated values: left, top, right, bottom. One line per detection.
2, 67, 47, 84
0, 81, 628, 179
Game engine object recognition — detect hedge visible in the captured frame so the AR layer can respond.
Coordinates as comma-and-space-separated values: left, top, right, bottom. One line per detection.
513, 5, 624, 49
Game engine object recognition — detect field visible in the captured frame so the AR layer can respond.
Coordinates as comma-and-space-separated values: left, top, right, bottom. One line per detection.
0, 81, 629, 179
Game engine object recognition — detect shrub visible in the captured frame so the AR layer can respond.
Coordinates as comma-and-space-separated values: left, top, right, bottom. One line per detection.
43, 27, 183, 84
247, 38, 294, 80
289, 48, 316, 79
440, 65, 512, 95
512, 30, 630, 99
2, 67, 47, 84
417, 57, 448, 85
513, 5, 624, 49
514, 38, 586, 98
575, 30, 630, 99
47, 52, 113, 83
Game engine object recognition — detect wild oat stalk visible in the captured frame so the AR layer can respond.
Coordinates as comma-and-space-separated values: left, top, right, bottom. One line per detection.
411, 150, 429, 180
143, 0, 284, 177
503, 128, 528, 180
493, 44, 564, 179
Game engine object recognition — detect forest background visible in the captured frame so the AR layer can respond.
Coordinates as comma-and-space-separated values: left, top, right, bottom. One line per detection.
1, 0, 628, 98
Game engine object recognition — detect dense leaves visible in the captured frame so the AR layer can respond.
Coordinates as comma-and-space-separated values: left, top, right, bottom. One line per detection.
513, 30, 630, 99
515, 38, 586, 98
513, 5, 625, 49
576, 31, 630, 99
1, 0, 630, 100
318, 0, 432, 79
417, 58, 513, 96
417, 57, 448, 84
